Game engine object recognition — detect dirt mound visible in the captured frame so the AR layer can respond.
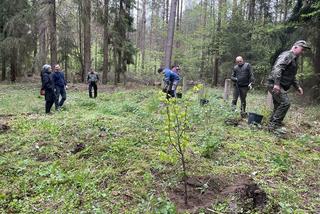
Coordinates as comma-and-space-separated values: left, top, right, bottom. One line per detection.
169, 175, 267, 213
0, 124, 10, 133
71, 143, 86, 154
222, 176, 267, 211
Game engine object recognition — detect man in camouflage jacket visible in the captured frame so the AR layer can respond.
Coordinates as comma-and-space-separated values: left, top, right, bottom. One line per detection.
267, 40, 310, 131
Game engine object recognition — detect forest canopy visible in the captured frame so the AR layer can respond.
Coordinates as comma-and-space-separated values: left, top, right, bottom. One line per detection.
0, 0, 319, 99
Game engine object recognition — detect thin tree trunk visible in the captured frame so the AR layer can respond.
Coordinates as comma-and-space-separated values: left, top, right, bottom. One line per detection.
78, 1, 85, 82
248, 0, 256, 21
240, 0, 245, 17
150, 0, 156, 49
232, 0, 237, 16
200, 0, 208, 79
31, 0, 38, 76
275, 0, 278, 22
161, 0, 167, 54
102, 0, 109, 84
313, 30, 320, 83
141, 0, 146, 69
49, 0, 57, 66
283, 0, 288, 21
176, 0, 180, 30
113, 48, 118, 85
1, 54, 5, 81
83, 0, 91, 82
32, 44, 37, 75
65, 53, 68, 82
95, 36, 98, 71
181, 151, 188, 206
117, 49, 121, 84
180, 0, 183, 26
166, 0, 169, 24
39, 23, 47, 71
163, 0, 178, 68
213, 55, 219, 86
136, 0, 140, 48
212, 0, 222, 86
10, 47, 17, 82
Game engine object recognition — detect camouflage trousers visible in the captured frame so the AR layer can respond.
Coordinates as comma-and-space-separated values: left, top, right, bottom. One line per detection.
268, 88, 291, 128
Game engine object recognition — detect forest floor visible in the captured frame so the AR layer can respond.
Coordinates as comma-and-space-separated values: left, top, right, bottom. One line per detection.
0, 83, 319, 213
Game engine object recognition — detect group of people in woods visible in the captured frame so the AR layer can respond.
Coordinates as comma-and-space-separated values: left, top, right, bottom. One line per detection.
41, 64, 99, 114
41, 40, 309, 134
158, 40, 310, 134
228, 40, 309, 132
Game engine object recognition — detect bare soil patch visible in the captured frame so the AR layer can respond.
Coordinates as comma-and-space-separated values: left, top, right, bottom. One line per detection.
168, 175, 267, 213
0, 123, 10, 133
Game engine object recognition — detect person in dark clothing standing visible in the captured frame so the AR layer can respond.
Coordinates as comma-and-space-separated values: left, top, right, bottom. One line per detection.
267, 40, 309, 131
52, 64, 67, 110
41, 64, 55, 114
231, 56, 254, 116
87, 69, 99, 98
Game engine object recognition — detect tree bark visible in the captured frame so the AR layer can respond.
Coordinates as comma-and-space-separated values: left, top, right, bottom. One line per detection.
1, 54, 5, 81
232, 0, 237, 16
49, 0, 57, 66
200, 0, 208, 79
248, 0, 256, 21
102, 0, 109, 84
163, 0, 178, 68
150, 0, 155, 49
39, 22, 47, 68
212, 0, 223, 86
83, 0, 91, 82
113, 47, 118, 85
313, 30, 320, 84
78, 0, 85, 82
65, 52, 68, 82
10, 47, 17, 82
141, 0, 146, 69
180, 0, 183, 26
166, 0, 169, 24
283, 0, 288, 21
136, 0, 140, 48
176, 0, 180, 30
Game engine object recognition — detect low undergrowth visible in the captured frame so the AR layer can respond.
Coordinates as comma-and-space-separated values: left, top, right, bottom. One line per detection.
0, 84, 319, 213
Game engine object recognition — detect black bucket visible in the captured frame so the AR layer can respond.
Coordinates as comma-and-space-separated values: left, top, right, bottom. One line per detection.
177, 92, 182, 98
200, 99, 209, 105
248, 112, 263, 125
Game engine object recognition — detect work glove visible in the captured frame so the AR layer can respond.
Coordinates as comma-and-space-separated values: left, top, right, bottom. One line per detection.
248, 83, 253, 90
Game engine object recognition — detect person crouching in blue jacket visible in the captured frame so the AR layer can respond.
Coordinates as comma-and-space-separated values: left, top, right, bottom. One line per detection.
52, 64, 67, 111
158, 66, 180, 98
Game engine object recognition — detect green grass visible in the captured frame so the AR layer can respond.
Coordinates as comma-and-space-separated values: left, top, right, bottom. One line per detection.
0, 84, 319, 213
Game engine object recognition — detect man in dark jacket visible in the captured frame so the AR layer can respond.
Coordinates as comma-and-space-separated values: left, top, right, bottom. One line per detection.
267, 40, 309, 131
41, 64, 55, 114
231, 56, 254, 116
87, 69, 99, 98
52, 64, 67, 110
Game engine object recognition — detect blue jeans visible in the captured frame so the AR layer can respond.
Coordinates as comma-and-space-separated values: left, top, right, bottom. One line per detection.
55, 86, 66, 109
